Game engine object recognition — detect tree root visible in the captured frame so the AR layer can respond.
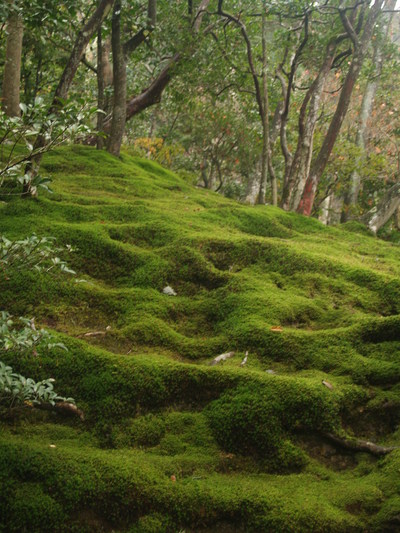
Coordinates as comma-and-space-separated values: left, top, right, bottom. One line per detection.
36, 401, 85, 421
324, 432, 398, 456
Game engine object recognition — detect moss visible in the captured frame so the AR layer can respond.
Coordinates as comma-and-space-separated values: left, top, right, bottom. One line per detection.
2, 145, 400, 531
206, 381, 338, 471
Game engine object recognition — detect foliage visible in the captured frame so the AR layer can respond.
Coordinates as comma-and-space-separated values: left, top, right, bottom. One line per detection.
0, 99, 99, 196
0, 234, 75, 277
0, 231, 75, 416
0, 361, 74, 408
132, 137, 185, 168
0, 311, 66, 354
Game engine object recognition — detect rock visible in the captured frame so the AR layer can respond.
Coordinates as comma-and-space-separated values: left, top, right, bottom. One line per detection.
163, 286, 177, 296
265, 369, 276, 375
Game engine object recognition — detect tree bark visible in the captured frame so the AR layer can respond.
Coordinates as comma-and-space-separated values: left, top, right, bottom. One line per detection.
279, 18, 310, 200
342, 0, 396, 220
52, 0, 115, 109
258, 9, 270, 205
84, 0, 210, 146
362, 183, 400, 233
281, 39, 338, 211
297, 0, 384, 216
2, 5, 24, 117
24, 0, 115, 193
395, 207, 400, 231
107, 1, 127, 157
148, 0, 156, 28
97, 28, 106, 150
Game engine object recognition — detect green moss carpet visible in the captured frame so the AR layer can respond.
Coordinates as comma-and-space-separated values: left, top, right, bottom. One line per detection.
1, 146, 400, 532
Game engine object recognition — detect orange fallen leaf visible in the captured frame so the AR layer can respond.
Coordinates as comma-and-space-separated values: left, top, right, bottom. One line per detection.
170, 475, 176, 482
270, 326, 283, 332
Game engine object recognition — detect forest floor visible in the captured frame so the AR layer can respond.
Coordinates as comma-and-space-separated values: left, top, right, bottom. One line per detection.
1, 145, 400, 532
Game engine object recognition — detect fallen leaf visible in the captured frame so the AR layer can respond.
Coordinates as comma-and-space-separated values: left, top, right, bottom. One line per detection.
270, 326, 283, 332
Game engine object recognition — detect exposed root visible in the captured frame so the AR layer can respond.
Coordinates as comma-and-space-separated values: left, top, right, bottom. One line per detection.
36, 401, 85, 421
324, 432, 398, 456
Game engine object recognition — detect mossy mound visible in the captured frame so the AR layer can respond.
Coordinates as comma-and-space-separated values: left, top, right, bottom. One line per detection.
1, 145, 400, 531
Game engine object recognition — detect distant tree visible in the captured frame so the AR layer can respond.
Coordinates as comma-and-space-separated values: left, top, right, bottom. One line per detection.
2, 1, 24, 116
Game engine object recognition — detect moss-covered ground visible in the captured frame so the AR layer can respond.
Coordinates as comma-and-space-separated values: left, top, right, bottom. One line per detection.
1, 145, 400, 532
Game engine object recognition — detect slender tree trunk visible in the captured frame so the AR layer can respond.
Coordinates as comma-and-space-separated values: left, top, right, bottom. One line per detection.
84, 0, 210, 146
97, 28, 105, 150
282, 41, 337, 211
258, 9, 270, 205
343, 0, 396, 220
362, 183, 400, 233
2, 6, 24, 117
297, 0, 384, 216
94, 35, 113, 149
278, 19, 309, 201
343, 76, 377, 218
394, 207, 400, 231
23, 0, 115, 194
107, 1, 127, 157
319, 195, 331, 225
148, 0, 156, 27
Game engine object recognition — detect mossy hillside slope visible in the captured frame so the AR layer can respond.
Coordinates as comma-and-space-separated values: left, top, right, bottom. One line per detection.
1, 145, 400, 532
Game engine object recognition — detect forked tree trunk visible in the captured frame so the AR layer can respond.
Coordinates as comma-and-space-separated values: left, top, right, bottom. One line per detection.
85, 0, 210, 146
24, 0, 115, 194
343, 0, 396, 220
297, 0, 384, 216
2, 6, 24, 117
107, 1, 127, 157
281, 40, 338, 211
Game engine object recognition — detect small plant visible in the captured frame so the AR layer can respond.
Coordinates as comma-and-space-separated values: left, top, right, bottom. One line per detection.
0, 311, 67, 355
0, 361, 74, 409
0, 98, 98, 196
0, 234, 75, 277
0, 234, 77, 416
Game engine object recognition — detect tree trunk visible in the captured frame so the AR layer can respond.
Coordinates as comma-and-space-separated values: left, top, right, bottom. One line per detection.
395, 207, 400, 231
362, 183, 400, 234
148, 0, 156, 27
107, 1, 127, 157
2, 6, 24, 117
297, 0, 384, 216
84, 0, 210, 146
343, 0, 396, 220
24, 0, 115, 194
281, 40, 337, 211
96, 28, 106, 150
258, 9, 270, 205
278, 19, 310, 202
